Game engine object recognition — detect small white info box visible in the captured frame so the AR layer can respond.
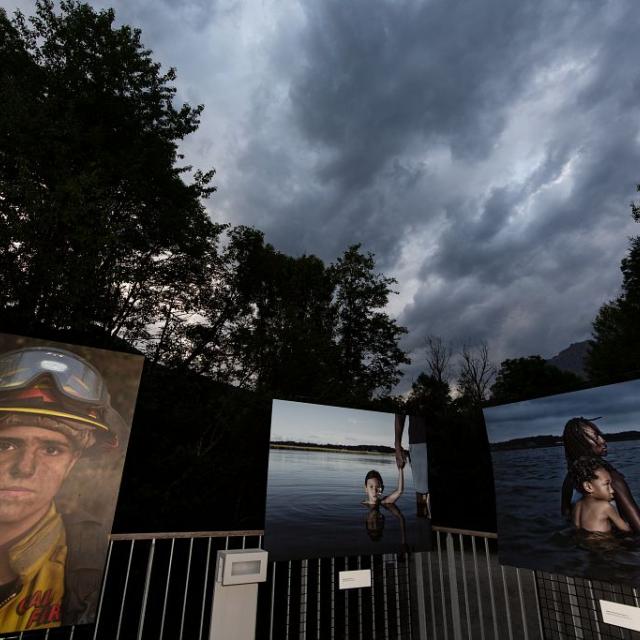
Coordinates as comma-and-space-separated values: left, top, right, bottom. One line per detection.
338, 569, 372, 590
216, 549, 268, 586
600, 600, 640, 632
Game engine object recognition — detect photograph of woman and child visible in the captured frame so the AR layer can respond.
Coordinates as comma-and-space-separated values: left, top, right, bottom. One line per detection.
264, 400, 433, 561
484, 377, 640, 585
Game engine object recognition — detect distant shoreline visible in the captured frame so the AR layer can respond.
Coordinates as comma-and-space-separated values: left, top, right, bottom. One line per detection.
270, 443, 394, 455
491, 430, 640, 451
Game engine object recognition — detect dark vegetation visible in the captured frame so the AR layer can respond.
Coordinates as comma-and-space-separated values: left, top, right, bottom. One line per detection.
1, 1, 639, 535
270, 441, 397, 454
491, 431, 640, 451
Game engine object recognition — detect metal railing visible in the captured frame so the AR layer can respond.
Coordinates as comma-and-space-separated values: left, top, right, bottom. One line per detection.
4, 526, 637, 639
0, 530, 263, 640
414, 527, 544, 640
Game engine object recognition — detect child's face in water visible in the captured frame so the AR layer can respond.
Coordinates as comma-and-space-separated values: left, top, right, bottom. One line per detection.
365, 477, 382, 502
585, 468, 614, 502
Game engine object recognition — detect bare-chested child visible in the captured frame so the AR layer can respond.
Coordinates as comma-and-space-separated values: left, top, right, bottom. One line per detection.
362, 466, 404, 506
570, 457, 631, 533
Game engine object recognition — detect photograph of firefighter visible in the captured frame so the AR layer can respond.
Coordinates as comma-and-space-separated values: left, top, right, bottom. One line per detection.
0, 333, 143, 632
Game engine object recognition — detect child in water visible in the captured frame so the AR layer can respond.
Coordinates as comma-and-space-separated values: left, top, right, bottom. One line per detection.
362, 466, 404, 506
570, 457, 631, 533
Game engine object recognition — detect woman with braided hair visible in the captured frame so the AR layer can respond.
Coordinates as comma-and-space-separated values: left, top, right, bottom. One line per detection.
561, 417, 640, 532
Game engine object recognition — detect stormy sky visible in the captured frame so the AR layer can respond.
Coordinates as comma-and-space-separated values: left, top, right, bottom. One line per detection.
8, 0, 640, 389
484, 378, 640, 443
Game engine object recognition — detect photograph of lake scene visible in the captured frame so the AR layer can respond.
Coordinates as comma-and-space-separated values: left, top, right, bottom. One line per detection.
264, 400, 432, 561
483, 377, 640, 585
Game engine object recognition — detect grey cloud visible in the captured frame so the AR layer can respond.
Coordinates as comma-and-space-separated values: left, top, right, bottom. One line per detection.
288, 0, 605, 179
6, 0, 640, 394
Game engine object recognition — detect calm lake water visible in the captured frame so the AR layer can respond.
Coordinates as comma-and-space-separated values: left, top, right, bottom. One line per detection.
493, 439, 640, 584
264, 449, 432, 560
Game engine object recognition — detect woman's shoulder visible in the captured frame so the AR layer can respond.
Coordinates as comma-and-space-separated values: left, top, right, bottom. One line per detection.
609, 465, 626, 480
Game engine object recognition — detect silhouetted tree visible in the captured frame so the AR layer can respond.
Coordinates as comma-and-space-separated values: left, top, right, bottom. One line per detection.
587, 186, 640, 383
330, 245, 409, 401
490, 356, 584, 405
405, 372, 450, 416
225, 228, 338, 398
0, 2, 411, 406
424, 335, 453, 384
456, 343, 496, 408
0, 0, 218, 344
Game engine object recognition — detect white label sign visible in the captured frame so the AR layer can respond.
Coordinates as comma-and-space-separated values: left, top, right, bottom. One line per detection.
338, 569, 372, 590
600, 600, 640, 631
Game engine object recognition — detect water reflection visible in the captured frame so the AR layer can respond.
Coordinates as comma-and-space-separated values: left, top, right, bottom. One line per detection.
264, 449, 432, 560
364, 503, 407, 550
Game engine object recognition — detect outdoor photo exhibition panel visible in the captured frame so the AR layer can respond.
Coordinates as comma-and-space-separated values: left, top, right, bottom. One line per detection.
484, 377, 640, 586
0, 332, 144, 633
264, 399, 433, 561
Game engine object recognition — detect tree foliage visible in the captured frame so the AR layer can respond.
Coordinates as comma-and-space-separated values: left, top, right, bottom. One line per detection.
0, 1, 409, 406
405, 372, 450, 416
0, 0, 219, 340
587, 183, 640, 383
490, 356, 584, 405
330, 245, 410, 401
587, 234, 640, 382
217, 227, 338, 398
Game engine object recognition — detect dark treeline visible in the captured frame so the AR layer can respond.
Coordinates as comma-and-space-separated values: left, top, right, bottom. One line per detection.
492, 431, 640, 452
271, 442, 396, 453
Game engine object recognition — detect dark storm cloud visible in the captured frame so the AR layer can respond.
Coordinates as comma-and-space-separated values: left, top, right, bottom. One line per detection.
290, 0, 536, 177
6, 0, 640, 390
256, 0, 639, 384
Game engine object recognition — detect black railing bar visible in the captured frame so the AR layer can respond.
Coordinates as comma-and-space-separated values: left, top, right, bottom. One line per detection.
344, 557, 349, 635
331, 557, 336, 640
317, 557, 322, 640
394, 555, 402, 640
300, 558, 308, 640
358, 555, 363, 640
404, 552, 413, 640
285, 561, 291, 640
370, 555, 376, 640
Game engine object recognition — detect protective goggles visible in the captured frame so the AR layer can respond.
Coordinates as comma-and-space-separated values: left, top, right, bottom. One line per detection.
0, 347, 107, 406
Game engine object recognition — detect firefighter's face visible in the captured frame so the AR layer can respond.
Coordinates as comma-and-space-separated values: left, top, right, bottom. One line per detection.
0, 425, 79, 527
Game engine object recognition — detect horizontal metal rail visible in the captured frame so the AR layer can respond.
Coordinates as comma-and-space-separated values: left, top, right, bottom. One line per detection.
2, 526, 637, 640
110, 529, 264, 541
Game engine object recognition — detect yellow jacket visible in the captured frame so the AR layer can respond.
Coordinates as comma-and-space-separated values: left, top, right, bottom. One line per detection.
0, 504, 66, 632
